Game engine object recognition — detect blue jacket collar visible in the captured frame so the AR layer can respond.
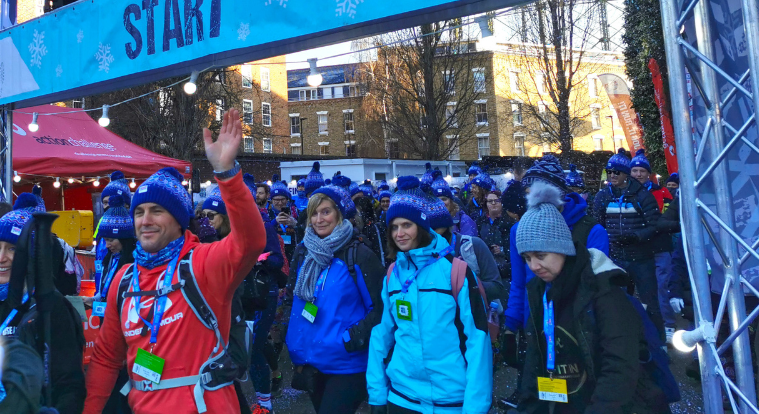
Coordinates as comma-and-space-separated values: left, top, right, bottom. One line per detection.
395, 231, 450, 269
561, 192, 588, 227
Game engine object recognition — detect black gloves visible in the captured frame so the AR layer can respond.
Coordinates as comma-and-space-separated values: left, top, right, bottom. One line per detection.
370, 405, 388, 414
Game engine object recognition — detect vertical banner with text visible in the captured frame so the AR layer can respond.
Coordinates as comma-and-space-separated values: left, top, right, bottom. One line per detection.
648, 58, 678, 174
598, 73, 646, 153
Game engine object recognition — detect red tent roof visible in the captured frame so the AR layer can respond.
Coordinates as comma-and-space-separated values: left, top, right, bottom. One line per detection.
11, 105, 191, 178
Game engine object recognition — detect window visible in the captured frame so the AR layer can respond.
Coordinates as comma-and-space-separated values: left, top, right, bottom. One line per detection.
262, 138, 272, 153
319, 144, 330, 155
593, 135, 604, 151
512, 102, 523, 125
473, 68, 486, 93
214, 70, 227, 85
323, 87, 333, 99
242, 100, 253, 124
475, 102, 488, 125
345, 141, 357, 157
241, 65, 252, 88
444, 71, 455, 95
344, 111, 355, 133
536, 71, 546, 94
243, 136, 255, 153
514, 134, 525, 156
291, 144, 302, 155
477, 134, 490, 159
349, 86, 357, 97
215, 98, 225, 121
299, 89, 317, 101
446, 136, 460, 160
420, 112, 429, 129
538, 101, 547, 114
588, 75, 599, 98
591, 107, 601, 129
290, 115, 301, 136
334, 87, 344, 99
614, 136, 625, 149
261, 67, 270, 92
318, 112, 328, 134
375, 173, 387, 181
509, 71, 520, 92
387, 140, 400, 158
446, 103, 457, 128
262, 103, 271, 127
72, 98, 85, 109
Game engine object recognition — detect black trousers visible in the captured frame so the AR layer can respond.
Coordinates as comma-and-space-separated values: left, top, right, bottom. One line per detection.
309, 371, 367, 414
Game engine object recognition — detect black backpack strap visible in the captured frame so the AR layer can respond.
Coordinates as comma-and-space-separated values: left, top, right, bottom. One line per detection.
116, 263, 135, 316
571, 215, 598, 247
344, 239, 359, 286
177, 250, 225, 351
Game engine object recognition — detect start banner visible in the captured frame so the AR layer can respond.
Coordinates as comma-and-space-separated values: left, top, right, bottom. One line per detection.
598, 73, 646, 153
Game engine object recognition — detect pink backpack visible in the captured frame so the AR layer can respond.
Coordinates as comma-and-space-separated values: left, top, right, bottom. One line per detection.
386, 257, 487, 307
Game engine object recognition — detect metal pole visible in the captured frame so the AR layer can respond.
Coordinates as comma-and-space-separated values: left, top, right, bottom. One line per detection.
741, 0, 759, 127
692, 0, 757, 408
2, 105, 13, 202
658, 0, 724, 412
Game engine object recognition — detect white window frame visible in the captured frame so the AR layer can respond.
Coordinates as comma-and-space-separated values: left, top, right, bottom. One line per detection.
323, 87, 333, 99
590, 105, 601, 129
215, 98, 225, 121
343, 110, 355, 134
511, 101, 523, 126
262, 138, 272, 154
614, 136, 626, 150
509, 70, 521, 92
477, 133, 490, 159
387, 139, 400, 158
593, 134, 605, 151
262, 102, 272, 127
317, 111, 329, 135
260, 67, 270, 92
243, 136, 255, 153
588, 74, 599, 98
290, 143, 302, 155
446, 135, 460, 160
344, 140, 357, 156
242, 99, 253, 124
536, 71, 546, 94
443, 71, 455, 96
289, 114, 301, 136
475, 102, 488, 125
538, 100, 548, 114
241, 65, 252, 88
446, 102, 458, 128
514, 133, 526, 156
472, 68, 486, 93
319, 142, 330, 155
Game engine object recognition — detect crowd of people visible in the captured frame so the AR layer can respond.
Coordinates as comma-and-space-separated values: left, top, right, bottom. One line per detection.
0, 108, 691, 414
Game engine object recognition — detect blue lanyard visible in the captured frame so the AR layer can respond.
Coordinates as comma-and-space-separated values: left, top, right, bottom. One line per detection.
101, 254, 120, 299
280, 224, 288, 233
0, 293, 29, 334
312, 266, 330, 300
543, 289, 555, 373
130, 251, 182, 345
394, 245, 454, 294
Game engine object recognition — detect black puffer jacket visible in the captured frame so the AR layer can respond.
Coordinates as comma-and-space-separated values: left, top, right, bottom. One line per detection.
593, 178, 661, 261
518, 244, 669, 414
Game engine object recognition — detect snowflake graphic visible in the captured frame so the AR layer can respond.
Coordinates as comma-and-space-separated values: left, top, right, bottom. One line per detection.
77, 30, 84, 44
264, 0, 287, 7
28, 30, 48, 68
94, 43, 115, 73
237, 23, 250, 41
336, 0, 363, 18
56, 64, 63, 77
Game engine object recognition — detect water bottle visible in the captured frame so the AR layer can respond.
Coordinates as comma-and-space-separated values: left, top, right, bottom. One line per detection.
488, 301, 500, 341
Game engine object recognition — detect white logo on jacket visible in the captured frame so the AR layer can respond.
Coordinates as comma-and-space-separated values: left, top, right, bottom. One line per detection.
124, 270, 174, 329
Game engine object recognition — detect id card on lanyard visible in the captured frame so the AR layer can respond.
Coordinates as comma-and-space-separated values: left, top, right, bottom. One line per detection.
538, 289, 568, 403
393, 245, 453, 322
302, 266, 329, 323
94, 255, 120, 317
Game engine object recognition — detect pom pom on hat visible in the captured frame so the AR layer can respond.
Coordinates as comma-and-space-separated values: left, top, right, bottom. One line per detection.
565, 164, 585, 189
305, 162, 325, 195
13, 193, 38, 211
516, 181, 575, 257
32, 185, 41, 196
110, 171, 125, 181
397, 175, 421, 191
630, 148, 651, 173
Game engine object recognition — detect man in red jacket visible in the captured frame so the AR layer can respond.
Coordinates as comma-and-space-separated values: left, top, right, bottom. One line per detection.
83, 108, 266, 414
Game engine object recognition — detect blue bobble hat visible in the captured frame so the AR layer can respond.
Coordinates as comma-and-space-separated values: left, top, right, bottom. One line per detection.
359, 180, 374, 197
304, 162, 325, 195
630, 149, 651, 173
606, 148, 631, 175
565, 164, 585, 189
131, 167, 192, 229
431, 173, 453, 200
420, 163, 434, 188
666, 172, 680, 185
427, 196, 453, 230
101, 171, 132, 204
312, 185, 356, 220
386, 176, 431, 232
472, 171, 493, 191
349, 182, 360, 197
297, 178, 306, 188
98, 194, 135, 239
516, 181, 576, 256
270, 175, 290, 199
242, 173, 257, 197
378, 190, 393, 202
324, 179, 332, 186
0, 194, 37, 245
202, 186, 226, 215
332, 174, 352, 190
522, 154, 568, 194
378, 180, 390, 192
467, 161, 483, 176
31, 185, 46, 212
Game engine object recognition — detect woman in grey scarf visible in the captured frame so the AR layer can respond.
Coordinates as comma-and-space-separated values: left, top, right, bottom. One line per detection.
286, 185, 385, 414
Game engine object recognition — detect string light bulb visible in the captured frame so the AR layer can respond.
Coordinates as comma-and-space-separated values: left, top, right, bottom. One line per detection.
182, 180, 188, 186
53, 177, 61, 188
98, 105, 110, 127
29, 112, 39, 132
307, 58, 323, 87
184, 71, 199, 95
68, 178, 75, 184
130, 178, 136, 189
205, 180, 212, 187
13, 171, 20, 183
93, 176, 101, 187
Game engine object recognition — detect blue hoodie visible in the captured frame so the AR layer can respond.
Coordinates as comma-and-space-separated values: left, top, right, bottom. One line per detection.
504, 192, 610, 331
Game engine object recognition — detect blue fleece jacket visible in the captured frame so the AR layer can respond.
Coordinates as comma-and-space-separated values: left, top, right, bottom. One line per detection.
504, 192, 610, 331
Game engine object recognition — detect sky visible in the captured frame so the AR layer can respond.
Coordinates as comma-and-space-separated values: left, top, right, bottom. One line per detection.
286, 42, 355, 70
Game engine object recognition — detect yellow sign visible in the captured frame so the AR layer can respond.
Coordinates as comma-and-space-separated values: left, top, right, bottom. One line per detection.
537, 377, 568, 403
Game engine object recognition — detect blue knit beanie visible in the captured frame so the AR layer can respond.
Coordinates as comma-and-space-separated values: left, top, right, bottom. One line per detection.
0, 194, 36, 245
427, 196, 453, 230
297, 178, 306, 188
522, 154, 567, 193
98, 194, 135, 239
359, 180, 374, 197
516, 182, 576, 256
270, 175, 290, 199
378, 180, 390, 192
420, 163, 434, 188
349, 182, 360, 197
202, 186, 226, 215
606, 148, 631, 174
324, 179, 332, 186
386, 176, 430, 232
502, 180, 527, 217
304, 162, 325, 195
332, 174, 352, 190
467, 162, 483, 176
565, 164, 585, 189
130, 167, 192, 229
431, 174, 453, 199
312, 185, 356, 220
630, 149, 651, 173
666, 172, 679, 185
241, 173, 257, 197
101, 171, 132, 204
31, 185, 46, 212
378, 190, 392, 202
472, 171, 493, 191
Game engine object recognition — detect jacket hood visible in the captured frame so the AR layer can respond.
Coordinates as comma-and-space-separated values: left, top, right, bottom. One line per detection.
395, 230, 450, 269
561, 192, 588, 227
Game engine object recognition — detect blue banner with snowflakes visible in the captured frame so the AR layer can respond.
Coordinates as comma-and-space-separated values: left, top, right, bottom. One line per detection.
0, 0, 513, 107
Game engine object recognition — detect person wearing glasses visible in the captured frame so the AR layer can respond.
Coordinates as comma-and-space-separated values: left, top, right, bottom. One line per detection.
479, 189, 516, 284
593, 149, 665, 342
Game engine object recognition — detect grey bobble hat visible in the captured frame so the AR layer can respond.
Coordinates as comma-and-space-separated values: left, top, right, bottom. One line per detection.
516, 181, 576, 256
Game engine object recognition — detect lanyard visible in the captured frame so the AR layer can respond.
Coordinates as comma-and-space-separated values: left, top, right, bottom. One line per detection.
130, 252, 182, 346
543, 289, 555, 374
0, 293, 29, 334
101, 254, 120, 299
312, 265, 330, 300
280, 224, 288, 233
394, 245, 454, 294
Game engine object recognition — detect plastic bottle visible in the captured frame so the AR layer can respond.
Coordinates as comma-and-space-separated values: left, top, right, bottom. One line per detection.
487, 301, 500, 340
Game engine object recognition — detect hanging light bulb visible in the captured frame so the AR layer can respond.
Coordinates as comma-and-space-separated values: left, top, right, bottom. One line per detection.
266, 180, 272, 186
307, 58, 323, 87
13, 171, 21, 183
93, 176, 101, 187
181, 180, 188, 186
184, 71, 199, 95
53, 177, 61, 188
68, 178, 75, 184
29, 112, 40, 132
205, 180, 212, 187
130, 178, 136, 189
98, 105, 110, 127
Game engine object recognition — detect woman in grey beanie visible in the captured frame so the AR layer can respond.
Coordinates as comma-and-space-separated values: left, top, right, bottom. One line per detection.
512, 182, 671, 414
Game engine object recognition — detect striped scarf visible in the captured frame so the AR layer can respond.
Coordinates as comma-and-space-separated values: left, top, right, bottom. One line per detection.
294, 220, 353, 302
134, 236, 184, 269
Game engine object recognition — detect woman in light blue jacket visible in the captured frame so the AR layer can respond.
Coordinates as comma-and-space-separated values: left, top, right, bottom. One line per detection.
367, 176, 493, 414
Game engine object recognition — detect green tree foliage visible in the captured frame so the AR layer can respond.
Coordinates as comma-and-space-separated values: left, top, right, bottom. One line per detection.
623, 0, 670, 176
